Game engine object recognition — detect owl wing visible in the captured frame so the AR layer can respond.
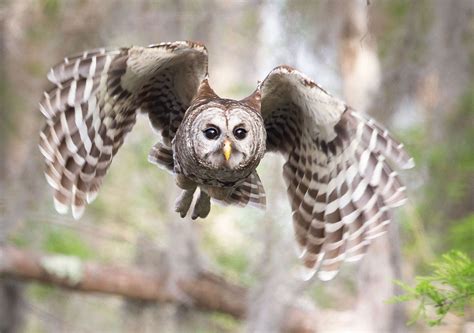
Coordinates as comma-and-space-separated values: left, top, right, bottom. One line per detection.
39, 41, 208, 219
260, 66, 414, 281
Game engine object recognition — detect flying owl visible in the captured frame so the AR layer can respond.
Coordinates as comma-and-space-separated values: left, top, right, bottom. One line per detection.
38, 41, 414, 280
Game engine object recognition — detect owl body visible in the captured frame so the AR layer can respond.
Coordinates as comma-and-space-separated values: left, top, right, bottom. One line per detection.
38, 41, 414, 281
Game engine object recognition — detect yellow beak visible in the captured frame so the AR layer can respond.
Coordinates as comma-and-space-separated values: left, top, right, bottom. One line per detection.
223, 140, 232, 161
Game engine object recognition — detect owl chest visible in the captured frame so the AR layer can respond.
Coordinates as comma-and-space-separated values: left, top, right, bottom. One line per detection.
173, 152, 247, 188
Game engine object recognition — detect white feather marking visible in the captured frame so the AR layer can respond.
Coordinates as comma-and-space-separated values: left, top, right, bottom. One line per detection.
339, 190, 352, 208
39, 132, 54, 155
73, 58, 81, 80
39, 103, 50, 118
310, 219, 325, 229
83, 77, 94, 102
352, 179, 368, 202
86, 191, 99, 204
89, 56, 97, 77
369, 128, 378, 151
403, 157, 415, 169
72, 205, 85, 220
65, 135, 78, 154
325, 221, 343, 233
67, 80, 77, 106
346, 239, 370, 253
78, 125, 92, 152
88, 95, 97, 116
53, 197, 69, 214
318, 270, 339, 281
371, 156, 385, 186
92, 114, 101, 136
44, 173, 59, 190
359, 149, 371, 175
85, 155, 98, 165
74, 104, 83, 128
39, 144, 54, 162
366, 231, 387, 240
306, 233, 325, 245
60, 111, 70, 135
367, 219, 391, 236
50, 127, 61, 146
313, 201, 326, 213
72, 153, 85, 166
55, 88, 62, 111
342, 209, 360, 225
345, 253, 366, 262
43, 92, 54, 117
298, 265, 317, 282
48, 163, 62, 179
326, 199, 339, 214
382, 172, 397, 196
324, 237, 345, 250
79, 172, 95, 183
386, 139, 392, 157
346, 164, 358, 185
102, 55, 113, 75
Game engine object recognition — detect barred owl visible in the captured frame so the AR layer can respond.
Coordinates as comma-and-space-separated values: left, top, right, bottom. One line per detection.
38, 41, 414, 280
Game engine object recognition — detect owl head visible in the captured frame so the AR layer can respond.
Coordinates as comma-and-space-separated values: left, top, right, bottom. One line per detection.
174, 79, 266, 183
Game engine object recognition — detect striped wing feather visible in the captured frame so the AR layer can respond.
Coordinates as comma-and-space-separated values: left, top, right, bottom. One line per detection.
260, 66, 414, 281
212, 171, 267, 209
38, 41, 208, 219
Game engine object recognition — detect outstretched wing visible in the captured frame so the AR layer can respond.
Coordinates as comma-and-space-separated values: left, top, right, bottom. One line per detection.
38, 41, 208, 219
260, 66, 414, 281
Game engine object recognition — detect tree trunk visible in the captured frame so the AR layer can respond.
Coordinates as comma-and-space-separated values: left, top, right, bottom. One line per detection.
338, 1, 405, 332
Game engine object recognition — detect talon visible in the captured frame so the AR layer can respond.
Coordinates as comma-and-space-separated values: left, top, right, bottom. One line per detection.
191, 189, 211, 220
175, 187, 196, 218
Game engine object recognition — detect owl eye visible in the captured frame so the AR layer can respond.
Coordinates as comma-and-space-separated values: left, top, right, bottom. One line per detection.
233, 127, 247, 140
203, 127, 220, 140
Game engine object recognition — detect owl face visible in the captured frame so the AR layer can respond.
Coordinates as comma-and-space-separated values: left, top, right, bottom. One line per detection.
191, 103, 265, 170
174, 100, 266, 184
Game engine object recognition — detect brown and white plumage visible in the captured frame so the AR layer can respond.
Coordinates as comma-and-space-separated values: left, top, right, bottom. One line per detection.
260, 66, 414, 280
39, 41, 207, 219
37, 41, 413, 281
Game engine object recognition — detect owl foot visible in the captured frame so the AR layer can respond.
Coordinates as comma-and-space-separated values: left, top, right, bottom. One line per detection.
175, 188, 196, 218
191, 190, 210, 220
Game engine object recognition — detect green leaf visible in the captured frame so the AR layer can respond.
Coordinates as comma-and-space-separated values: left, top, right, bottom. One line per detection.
389, 251, 474, 326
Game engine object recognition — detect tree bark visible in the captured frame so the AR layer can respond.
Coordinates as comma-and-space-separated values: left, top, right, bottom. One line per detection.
338, 2, 405, 332
0, 245, 317, 333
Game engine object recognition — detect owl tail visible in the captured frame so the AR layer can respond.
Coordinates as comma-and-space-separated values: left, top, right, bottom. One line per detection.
213, 171, 266, 209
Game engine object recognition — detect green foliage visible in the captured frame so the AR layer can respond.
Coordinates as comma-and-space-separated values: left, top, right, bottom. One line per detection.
43, 228, 93, 260
41, 0, 60, 17
449, 214, 474, 256
400, 85, 474, 259
390, 251, 474, 326
209, 312, 241, 332
215, 250, 249, 281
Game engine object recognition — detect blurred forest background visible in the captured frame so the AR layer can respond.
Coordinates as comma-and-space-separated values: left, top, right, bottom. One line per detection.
0, 0, 473, 332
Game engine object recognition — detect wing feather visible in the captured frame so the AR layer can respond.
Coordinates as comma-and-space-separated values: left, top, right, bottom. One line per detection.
260, 65, 414, 280
213, 171, 266, 209
38, 41, 208, 219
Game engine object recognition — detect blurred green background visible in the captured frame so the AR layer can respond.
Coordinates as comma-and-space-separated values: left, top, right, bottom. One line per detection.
0, 0, 472, 332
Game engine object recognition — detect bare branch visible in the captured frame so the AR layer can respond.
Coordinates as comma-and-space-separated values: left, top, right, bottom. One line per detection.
0, 246, 317, 333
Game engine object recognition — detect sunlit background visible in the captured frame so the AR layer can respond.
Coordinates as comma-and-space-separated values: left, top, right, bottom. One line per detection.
0, 0, 473, 332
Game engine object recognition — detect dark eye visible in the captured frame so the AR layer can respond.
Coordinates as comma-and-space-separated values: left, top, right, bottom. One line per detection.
233, 127, 247, 140
203, 127, 220, 140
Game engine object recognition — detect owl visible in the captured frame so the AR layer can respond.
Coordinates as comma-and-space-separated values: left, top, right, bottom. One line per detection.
38, 41, 414, 280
